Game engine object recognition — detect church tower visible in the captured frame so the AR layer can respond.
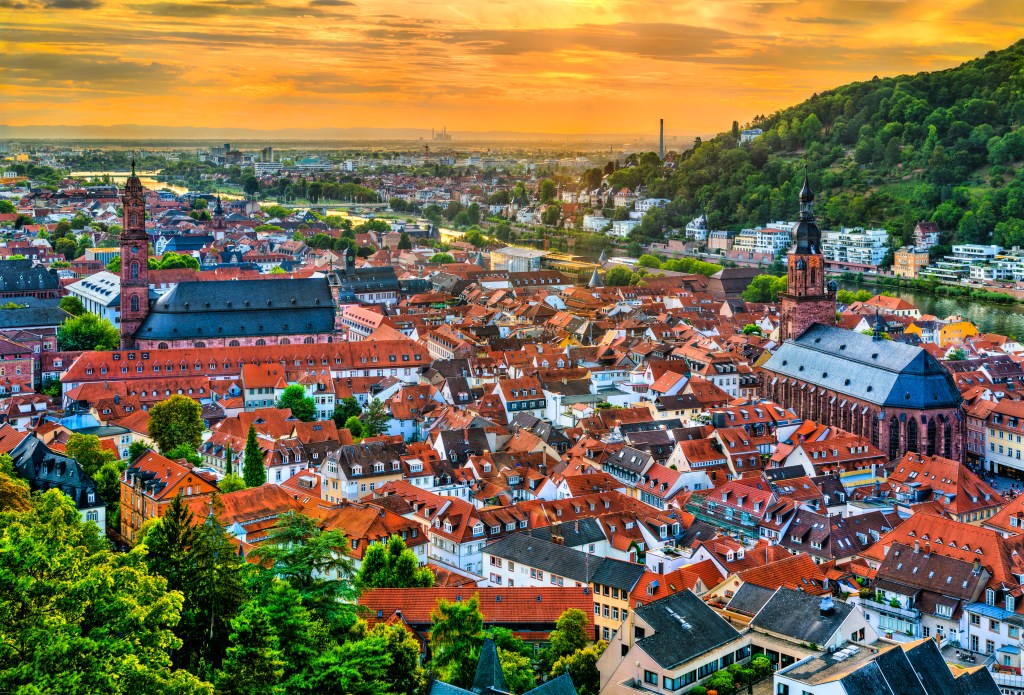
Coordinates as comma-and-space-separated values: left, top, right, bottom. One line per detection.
779, 175, 836, 341
211, 195, 226, 233
120, 160, 150, 348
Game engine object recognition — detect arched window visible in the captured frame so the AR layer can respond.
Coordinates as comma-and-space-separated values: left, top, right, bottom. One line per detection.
157, 342, 168, 350
889, 417, 900, 461
193, 341, 205, 348
304, 337, 314, 344
926, 418, 938, 457
255, 339, 266, 346
130, 295, 139, 312
229, 340, 240, 347
943, 422, 953, 459
907, 417, 919, 454
129, 213, 138, 226
130, 261, 140, 279
279, 338, 290, 345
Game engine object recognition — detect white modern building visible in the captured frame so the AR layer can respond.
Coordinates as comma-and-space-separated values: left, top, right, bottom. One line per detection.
822, 227, 890, 269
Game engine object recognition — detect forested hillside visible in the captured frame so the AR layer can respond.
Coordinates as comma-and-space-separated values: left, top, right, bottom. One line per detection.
623, 39, 1024, 253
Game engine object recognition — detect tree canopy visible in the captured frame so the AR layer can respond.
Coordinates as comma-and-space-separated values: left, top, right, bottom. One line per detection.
355, 535, 434, 589
57, 313, 120, 351
148, 395, 205, 454
277, 384, 317, 422
0, 490, 212, 694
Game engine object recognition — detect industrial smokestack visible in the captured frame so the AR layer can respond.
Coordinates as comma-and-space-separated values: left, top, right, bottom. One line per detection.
659, 119, 664, 160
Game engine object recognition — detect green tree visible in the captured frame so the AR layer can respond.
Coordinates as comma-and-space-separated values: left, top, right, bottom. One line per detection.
225, 443, 234, 475
741, 324, 763, 335
165, 443, 202, 465
58, 295, 85, 316
550, 642, 607, 695
277, 384, 316, 422
705, 669, 735, 694
604, 266, 637, 286
397, 232, 412, 250
242, 425, 266, 488
148, 395, 205, 454
499, 648, 536, 694
539, 179, 557, 202
488, 626, 532, 658
251, 512, 357, 632
741, 274, 787, 303
332, 396, 361, 427
0, 452, 30, 512
543, 608, 591, 671
298, 627, 405, 695
429, 252, 455, 264
0, 200, 16, 214
142, 492, 198, 594
465, 229, 488, 247
219, 473, 247, 493
355, 534, 435, 589
542, 205, 561, 227
242, 176, 261, 197
636, 253, 662, 269
430, 594, 485, 689
127, 440, 150, 462
56, 313, 120, 351
947, 347, 968, 361
65, 432, 117, 477
217, 602, 284, 695
360, 397, 390, 437
344, 416, 365, 439
55, 236, 79, 259
0, 490, 213, 694
255, 580, 320, 687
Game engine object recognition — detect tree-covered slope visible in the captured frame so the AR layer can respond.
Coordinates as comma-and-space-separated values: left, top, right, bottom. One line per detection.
628, 39, 1024, 252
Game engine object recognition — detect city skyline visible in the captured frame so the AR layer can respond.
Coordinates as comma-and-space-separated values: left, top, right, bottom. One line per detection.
4, 0, 1022, 137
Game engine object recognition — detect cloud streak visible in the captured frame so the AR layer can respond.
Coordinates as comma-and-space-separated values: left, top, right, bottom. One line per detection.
2, 0, 1019, 134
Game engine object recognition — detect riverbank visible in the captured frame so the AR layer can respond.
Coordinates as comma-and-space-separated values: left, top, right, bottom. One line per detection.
835, 271, 1022, 304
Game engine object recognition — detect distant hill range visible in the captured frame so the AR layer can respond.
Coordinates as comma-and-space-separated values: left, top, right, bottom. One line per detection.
0, 123, 682, 145
627, 39, 1024, 251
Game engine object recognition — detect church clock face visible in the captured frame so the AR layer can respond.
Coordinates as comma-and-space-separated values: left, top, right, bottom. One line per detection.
132, 246, 139, 253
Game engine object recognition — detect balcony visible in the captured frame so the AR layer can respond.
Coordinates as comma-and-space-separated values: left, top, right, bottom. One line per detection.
858, 597, 921, 621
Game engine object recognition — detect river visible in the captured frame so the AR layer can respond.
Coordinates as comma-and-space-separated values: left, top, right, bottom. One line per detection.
837, 280, 1024, 337
70, 171, 191, 196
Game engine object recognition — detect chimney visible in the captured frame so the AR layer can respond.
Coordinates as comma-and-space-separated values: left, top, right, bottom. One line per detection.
924, 542, 931, 557
819, 595, 834, 617
973, 557, 982, 575
914, 540, 920, 553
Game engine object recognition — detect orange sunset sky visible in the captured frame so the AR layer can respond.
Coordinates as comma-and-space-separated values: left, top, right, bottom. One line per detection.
2, 0, 1021, 136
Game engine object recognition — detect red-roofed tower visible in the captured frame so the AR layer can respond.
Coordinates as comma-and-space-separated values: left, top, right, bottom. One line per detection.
779, 175, 836, 341
120, 159, 150, 348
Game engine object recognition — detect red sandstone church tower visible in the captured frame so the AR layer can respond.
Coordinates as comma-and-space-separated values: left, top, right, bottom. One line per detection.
120, 161, 150, 348
779, 175, 836, 341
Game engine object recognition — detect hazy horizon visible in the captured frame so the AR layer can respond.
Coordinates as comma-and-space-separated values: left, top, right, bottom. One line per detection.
5, 1, 1022, 137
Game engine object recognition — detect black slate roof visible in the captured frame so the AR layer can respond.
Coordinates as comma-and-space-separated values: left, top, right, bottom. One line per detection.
749, 587, 852, 645
470, 639, 507, 695
12, 435, 103, 512
840, 661, 893, 695
0, 261, 58, 293
137, 277, 335, 340
0, 305, 70, 329
725, 582, 776, 617
529, 518, 606, 548
904, 639, 960, 695
484, 533, 644, 591
873, 644, 929, 695
633, 590, 742, 670
763, 324, 962, 409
